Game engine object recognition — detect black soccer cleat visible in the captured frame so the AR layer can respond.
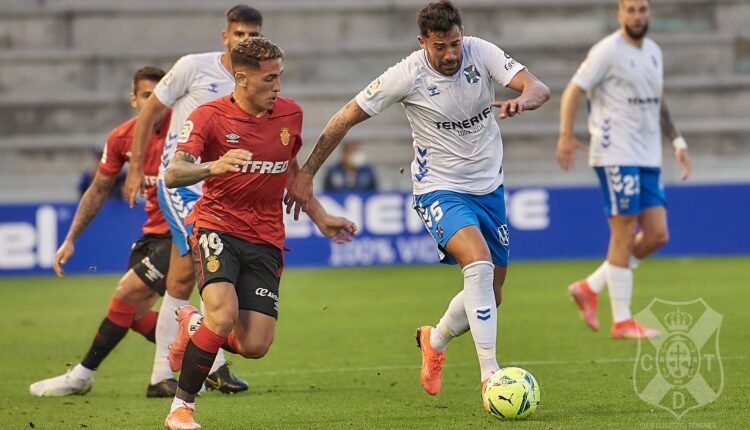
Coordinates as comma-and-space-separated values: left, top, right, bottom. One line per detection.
205, 363, 248, 394
146, 378, 177, 398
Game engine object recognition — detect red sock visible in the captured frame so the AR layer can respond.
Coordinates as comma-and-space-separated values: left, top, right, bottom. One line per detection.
223, 332, 239, 354
106, 297, 136, 328
131, 310, 158, 343
191, 324, 227, 354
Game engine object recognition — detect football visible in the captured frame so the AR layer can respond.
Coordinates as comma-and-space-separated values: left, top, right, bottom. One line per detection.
483, 367, 540, 420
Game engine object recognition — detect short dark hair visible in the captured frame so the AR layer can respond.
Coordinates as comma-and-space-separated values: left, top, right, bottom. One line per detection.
231, 37, 283, 70
132, 66, 165, 94
226, 4, 263, 27
417, 1, 462, 37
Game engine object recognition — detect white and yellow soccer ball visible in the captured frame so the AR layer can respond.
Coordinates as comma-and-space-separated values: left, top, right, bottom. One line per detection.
483, 367, 540, 420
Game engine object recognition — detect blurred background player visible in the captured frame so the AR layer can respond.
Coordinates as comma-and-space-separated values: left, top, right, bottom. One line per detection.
286, 0, 549, 410
556, 0, 691, 339
323, 141, 378, 192
124, 5, 263, 392
160, 38, 357, 429
29, 67, 176, 397
77, 148, 126, 200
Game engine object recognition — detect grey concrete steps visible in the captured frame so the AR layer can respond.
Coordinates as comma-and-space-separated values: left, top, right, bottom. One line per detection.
1, 0, 738, 50
2, 74, 749, 136
0, 32, 744, 93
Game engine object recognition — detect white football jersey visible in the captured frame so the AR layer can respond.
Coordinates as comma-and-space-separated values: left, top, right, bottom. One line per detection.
355, 36, 525, 195
573, 31, 664, 167
154, 52, 235, 194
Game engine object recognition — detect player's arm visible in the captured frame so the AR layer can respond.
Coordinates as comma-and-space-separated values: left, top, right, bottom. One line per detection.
124, 95, 169, 206
493, 70, 550, 119
285, 100, 370, 218
286, 160, 356, 244
556, 82, 588, 170
164, 149, 252, 188
661, 93, 691, 180
53, 173, 117, 277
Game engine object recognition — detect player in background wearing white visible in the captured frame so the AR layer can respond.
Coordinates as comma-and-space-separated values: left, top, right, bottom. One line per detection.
556, 0, 691, 339
123, 5, 262, 392
286, 1, 549, 409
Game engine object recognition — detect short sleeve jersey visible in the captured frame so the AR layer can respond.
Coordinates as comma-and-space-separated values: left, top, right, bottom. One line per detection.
572, 31, 664, 167
98, 111, 172, 235
153, 52, 235, 194
176, 96, 303, 250
355, 36, 525, 195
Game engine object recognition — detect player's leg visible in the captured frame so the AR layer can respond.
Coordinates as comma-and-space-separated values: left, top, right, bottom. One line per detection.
166, 281, 238, 430
633, 205, 669, 259
606, 213, 639, 323
29, 269, 157, 397
632, 167, 669, 261
570, 166, 638, 331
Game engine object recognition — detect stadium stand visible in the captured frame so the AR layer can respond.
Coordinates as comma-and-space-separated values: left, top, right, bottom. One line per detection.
0, 0, 748, 199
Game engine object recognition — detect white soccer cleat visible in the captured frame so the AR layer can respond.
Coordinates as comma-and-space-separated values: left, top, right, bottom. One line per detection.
29, 372, 92, 397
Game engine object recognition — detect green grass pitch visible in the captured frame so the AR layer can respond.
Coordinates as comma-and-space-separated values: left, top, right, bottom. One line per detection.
1, 258, 748, 429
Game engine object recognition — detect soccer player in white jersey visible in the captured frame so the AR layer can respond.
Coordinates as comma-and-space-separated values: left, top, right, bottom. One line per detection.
556, 0, 691, 339
286, 1, 549, 408
123, 5, 263, 393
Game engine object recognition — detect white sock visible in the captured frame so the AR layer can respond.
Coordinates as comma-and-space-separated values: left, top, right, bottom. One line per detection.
71, 363, 94, 381
629, 255, 641, 270
586, 261, 608, 293
201, 299, 227, 374
170, 396, 195, 413
462, 261, 500, 381
151, 293, 188, 384
430, 291, 470, 353
606, 264, 633, 323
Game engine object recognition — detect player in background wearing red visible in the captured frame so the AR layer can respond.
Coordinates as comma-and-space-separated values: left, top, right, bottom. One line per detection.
30, 67, 178, 398
161, 38, 356, 430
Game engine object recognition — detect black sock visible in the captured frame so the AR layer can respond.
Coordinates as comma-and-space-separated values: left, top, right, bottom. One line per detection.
143, 327, 156, 344
176, 339, 217, 403
80, 318, 129, 371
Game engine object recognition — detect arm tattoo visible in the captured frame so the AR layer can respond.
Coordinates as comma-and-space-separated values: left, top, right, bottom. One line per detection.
164, 151, 212, 188
302, 100, 369, 176
66, 174, 116, 242
660, 100, 680, 140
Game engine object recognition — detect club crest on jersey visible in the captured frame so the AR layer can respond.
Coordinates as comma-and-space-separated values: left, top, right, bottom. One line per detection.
427, 84, 440, 97
463, 65, 481, 84
177, 120, 194, 144
365, 78, 382, 98
280, 127, 290, 146
206, 255, 220, 273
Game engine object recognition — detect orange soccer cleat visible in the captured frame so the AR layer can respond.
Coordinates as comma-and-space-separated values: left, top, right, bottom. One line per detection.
164, 405, 201, 430
611, 318, 662, 340
169, 305, 201, 372
481, 377, 490, 412
568, 279, 600, 331
415, 326, 445, 396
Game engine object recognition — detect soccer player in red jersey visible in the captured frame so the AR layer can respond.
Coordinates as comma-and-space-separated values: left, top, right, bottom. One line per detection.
161, 38, 356, 429
29, 67, 178, 398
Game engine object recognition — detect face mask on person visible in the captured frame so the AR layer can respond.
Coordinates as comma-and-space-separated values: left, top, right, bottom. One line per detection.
351, 151, 367, 168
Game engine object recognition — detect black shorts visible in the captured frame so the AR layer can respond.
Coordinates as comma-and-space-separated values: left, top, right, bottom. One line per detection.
190, 228, 283, 319
128, 233, 171, 296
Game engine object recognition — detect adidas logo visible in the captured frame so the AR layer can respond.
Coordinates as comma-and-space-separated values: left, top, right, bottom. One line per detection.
226, 133, 240, 143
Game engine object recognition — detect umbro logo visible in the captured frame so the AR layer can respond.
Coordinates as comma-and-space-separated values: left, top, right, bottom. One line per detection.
226, 133, 240, 143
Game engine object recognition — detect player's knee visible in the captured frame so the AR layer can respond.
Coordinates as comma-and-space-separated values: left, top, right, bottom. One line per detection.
206, 309, 237, 335
651, 230, 669, 248
167, 274, 194, 299
113, 275, 148, 305
238, 337, 273, 359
